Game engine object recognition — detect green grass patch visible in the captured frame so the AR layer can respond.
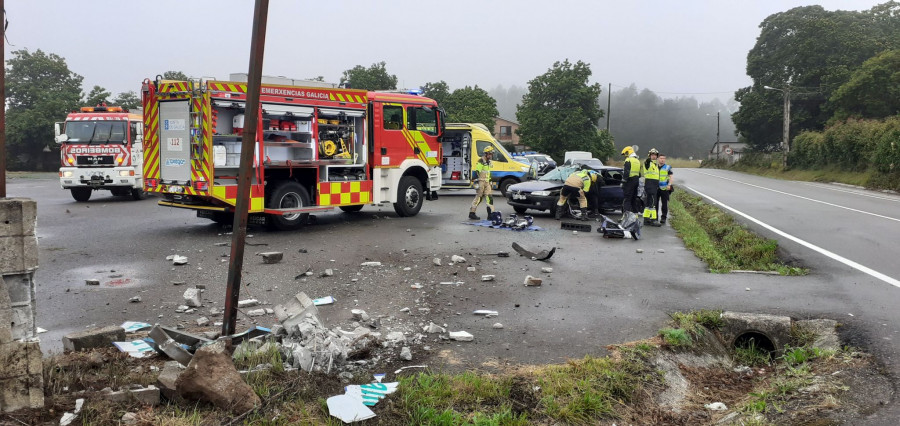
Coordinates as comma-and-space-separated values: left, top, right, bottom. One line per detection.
670, 190, 807, 275
659, 328, 692, 347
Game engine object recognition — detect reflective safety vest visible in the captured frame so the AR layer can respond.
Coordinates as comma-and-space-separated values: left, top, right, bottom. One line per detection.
568, 169, 594, 192
659, 164, 671, 188
625, 156, 642, 178
645, 160, 659, 181
473, 157, 492, 182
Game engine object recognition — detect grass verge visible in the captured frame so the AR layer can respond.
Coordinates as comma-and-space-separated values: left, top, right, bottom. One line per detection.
669, 190, 806, 275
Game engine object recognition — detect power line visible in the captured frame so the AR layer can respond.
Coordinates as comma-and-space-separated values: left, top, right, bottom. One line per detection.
608, 83, 735, 96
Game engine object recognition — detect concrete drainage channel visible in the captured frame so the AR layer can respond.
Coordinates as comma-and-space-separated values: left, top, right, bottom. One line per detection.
649, 311, 892, 424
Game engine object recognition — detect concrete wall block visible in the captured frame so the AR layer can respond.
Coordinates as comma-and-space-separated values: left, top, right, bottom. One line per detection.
0, 235, 39, 274
10, 305, 35, 341
62, 325, 126, 352
0, 273, 34, 305
0, 342, 27, 379
0, 276, 11, 344
0, 373, 44, 412
0, 198, 37, 238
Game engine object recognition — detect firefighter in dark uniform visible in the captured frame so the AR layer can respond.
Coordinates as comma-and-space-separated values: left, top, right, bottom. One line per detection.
621, 146, 643, 214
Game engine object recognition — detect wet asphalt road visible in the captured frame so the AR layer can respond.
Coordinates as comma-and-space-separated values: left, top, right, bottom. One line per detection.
8, 171, 900, 423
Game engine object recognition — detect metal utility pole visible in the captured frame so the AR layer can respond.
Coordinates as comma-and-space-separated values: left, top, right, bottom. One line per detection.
606, 83, 611, 131
764, 85, 791, 168
716, 111, 720, 144
223, 0, 269, 336
1, 0, 7, 198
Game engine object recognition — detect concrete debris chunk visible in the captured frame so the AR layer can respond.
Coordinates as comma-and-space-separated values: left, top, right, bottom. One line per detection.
247, 309, 266, 317
466, 266, 476, 272
657, 249, 666, 253
351, 309, 370, 322
423, 322, 446, 334
121, 412, 138, 424
410, 283, 423, 289
473, 310, 498, 316
704, 402, 728, 411
176, 340, 261, 414
636, 249, 643, 254
432, 257, 441, 266
493, 323, 504, 329
449, 331, 474, 342
237, 299, 259, 308
321, 268, 334, 277
400, 346, 413, 361
523, 275, 542, 287
175, 305, 189, 313
400, 307, 410, 313
182, 288, 202, 307
386, 331, 406, 343
481, 275, 495, 281
129, 296, 141, 303
62, 325, 126, 352
172, 281, 186, 286
85, 279, 100, 286
360, 261, 382, 267
451, 255, 466, 263
196, 317, 210, 327
258, 252, 284, 264
541, 267, 553, 273
167, 254, 188, 265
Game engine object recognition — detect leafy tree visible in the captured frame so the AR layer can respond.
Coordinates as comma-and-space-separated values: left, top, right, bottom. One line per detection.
444, 86, 498, 131
162, 70, 189, 80
733, 3, 900, 151
339, 61, 397, 91
515, 59, 606, 161
6, 49, 83, 170
828, 50, 900, 121
112, 91, 141, 111
84, 85, 111, 106
421, 81, 451, 108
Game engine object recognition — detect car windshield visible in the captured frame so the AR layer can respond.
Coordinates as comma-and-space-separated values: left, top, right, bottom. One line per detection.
577, 159, 604, 168
540, 166, 577, 181
65, 120, 128, 144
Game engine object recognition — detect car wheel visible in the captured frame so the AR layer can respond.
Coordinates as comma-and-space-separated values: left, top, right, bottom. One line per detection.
266, 181, 310, 231
71, 188, 92, 202
499, 178, 517, 197
393, 176, 423, 217
513, 206, 528, 214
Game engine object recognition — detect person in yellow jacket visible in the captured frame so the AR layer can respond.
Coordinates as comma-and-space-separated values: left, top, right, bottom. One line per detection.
621, 146, 643, 214
468, 146, 494, 220
642, 148, 662, 226
555, 168, 600, 221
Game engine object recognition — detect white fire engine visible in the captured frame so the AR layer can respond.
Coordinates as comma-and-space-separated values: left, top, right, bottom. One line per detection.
55, 106, 146, 201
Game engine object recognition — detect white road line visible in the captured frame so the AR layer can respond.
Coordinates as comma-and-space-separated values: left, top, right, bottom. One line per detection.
683, 185, 900, 289
687, 169, 900, 223
799, 181, 900, 203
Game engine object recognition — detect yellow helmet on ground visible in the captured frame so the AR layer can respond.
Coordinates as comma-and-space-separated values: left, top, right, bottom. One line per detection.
621, 146, 634, 156
483, 146, 495, 154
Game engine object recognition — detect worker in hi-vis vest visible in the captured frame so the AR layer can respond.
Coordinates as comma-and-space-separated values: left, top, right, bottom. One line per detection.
642, 148, 662, 226
468, 146, 494, 220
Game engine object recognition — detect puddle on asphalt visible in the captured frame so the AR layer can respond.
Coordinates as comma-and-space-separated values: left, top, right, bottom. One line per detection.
61, 263, 149, 288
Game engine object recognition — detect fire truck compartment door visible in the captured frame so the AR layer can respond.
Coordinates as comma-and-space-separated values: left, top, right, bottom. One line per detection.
159, 100, 192, 183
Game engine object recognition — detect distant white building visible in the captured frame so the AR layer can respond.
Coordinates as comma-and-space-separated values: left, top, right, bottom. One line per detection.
708, 141, 747, 164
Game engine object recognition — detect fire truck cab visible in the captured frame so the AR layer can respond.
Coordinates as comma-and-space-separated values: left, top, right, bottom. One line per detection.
141, 79, 444, 230
55, 106, 146, 202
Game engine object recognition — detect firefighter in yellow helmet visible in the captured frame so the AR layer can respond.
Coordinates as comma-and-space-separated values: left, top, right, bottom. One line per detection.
468, 146, 494, 220
555, 168, 600, 221
621, 146, 643, 214
642, 148, 662, 226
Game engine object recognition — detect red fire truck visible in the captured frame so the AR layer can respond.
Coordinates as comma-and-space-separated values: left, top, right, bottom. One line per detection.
55, 106, 146, 201
140, 78, 444, 230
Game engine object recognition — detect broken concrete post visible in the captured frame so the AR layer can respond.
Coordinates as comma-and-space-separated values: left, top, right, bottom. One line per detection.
156, 361, 185, 401
62, 325, 126, 352
258, 252, 284, 264
176, 340, 261, 414
183, 288, 202, 307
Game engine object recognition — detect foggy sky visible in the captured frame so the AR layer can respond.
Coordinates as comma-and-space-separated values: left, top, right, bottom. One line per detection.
3, 0, 886, 101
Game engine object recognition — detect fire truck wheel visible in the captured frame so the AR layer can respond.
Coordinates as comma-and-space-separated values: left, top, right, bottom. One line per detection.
131, 188, 147, 200
267, 181, 310, 231
71, 188, 92, 202
393, 176, 423, 217
339, 205, 364, 213
110, 188, 130, 197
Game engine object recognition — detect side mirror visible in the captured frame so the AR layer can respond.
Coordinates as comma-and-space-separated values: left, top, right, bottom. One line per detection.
55, 134, 69, 143
54, 122, 64, 137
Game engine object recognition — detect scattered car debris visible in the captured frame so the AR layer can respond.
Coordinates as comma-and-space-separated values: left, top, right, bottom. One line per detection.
636, 249, 644, 254
512, 242, 556, 261
360, 261, 382, 267
541, 267, 553, 273
258, 252, 284, 264
85, 278, 100, 286
473, 310, 499, 316
166, 254, 189, 265
313, 296, 335, 306
112, 340, 155, 358
481, 275, 495, 281
451, 255, 466, 263
481, 251, 510, 257
410, 283, 423, 289
129, 296, 142, 303
121, 321, 152, 332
